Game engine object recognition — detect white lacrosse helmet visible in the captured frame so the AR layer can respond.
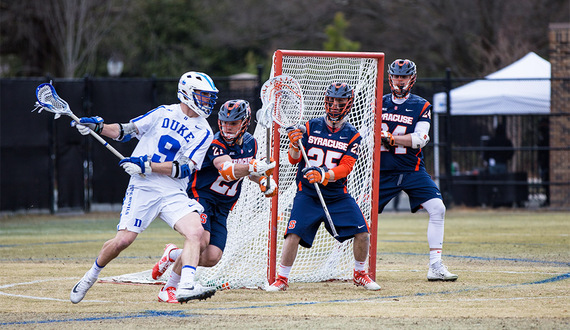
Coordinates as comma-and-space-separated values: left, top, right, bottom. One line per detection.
177, 71, 219, 118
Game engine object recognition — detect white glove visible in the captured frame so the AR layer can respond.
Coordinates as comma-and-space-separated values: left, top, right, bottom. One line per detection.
74, 123, 90, 135
119, 155, 152, 176
249, 158, 276, 176
259, 176, 278, 197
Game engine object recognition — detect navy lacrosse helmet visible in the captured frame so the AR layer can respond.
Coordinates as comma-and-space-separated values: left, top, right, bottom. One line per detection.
388, 59, 417, 99
324, 82, 354, 124
218, 99, 251, 145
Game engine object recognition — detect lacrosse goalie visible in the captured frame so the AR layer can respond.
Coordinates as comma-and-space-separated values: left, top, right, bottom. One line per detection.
266, 82, 381, 292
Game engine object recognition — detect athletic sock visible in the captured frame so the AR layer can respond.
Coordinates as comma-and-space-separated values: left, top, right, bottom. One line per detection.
180, 265, 197, 285
169, 248, 182, 261
277, 264, 292, 279
165, 271, 181, 289
429, 250, 442, 266
87, 258, 104, 280
354, 260, 367, 272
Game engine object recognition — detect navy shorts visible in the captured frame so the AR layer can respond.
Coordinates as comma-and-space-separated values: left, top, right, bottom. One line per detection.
286, 191, 369, 248
197, 198, 230, 252
378, 170, 442, 213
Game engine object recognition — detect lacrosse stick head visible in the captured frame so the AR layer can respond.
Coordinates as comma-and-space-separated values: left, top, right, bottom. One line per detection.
257, 75, 304, 133
34, 83, 72, 119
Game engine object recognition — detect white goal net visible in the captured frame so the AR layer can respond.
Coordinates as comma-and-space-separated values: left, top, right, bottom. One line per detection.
194, 50, 384, 290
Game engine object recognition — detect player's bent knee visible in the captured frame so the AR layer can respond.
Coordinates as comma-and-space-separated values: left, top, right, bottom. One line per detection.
423, 198, 446, 219
113, 230, 137, 251
199, 245, 223, 267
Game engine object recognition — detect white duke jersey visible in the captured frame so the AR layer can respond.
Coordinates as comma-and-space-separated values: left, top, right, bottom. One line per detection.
128, 103, 214, 191
381, 94, 431, 172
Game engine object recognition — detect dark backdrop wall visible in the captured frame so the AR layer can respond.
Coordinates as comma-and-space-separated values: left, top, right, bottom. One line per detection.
0, 76, 261, 212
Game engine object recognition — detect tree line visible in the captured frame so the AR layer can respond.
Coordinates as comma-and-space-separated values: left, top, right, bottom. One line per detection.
1, 0, 568, 79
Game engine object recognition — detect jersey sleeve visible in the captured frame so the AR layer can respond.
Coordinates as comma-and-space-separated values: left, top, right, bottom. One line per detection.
204, 139, 226, 163
180, 127, 214, 170
131, 106, 163, 138
418, 101, 432, 124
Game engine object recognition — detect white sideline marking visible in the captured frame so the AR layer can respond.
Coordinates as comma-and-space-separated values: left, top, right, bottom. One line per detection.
377, 269, 567, 275
0, 277, 76, 289
0, 277, 110, 303
402, 295, 569, 303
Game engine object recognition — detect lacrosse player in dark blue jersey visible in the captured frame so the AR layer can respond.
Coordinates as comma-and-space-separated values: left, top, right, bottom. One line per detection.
379, 59, 457, 281
152, 100, 277, 303
267, 82, 380, 292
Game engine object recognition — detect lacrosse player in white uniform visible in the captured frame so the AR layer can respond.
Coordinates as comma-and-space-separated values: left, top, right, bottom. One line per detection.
70, 71, 221, 304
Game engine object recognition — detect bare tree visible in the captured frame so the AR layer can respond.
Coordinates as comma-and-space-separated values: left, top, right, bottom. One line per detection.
33, 0, 129, 77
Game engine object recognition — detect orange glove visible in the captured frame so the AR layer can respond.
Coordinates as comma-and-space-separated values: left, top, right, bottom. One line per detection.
286, 125, 305, 149
302, 166, 330, 186
259, 177, 278, 197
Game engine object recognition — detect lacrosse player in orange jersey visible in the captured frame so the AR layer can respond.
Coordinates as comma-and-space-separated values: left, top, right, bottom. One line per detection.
266, 82, 380, 292
379, 59, 457, 281
152, 100, 277, 303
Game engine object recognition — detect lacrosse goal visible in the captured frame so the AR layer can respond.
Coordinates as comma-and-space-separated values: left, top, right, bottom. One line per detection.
194, 50, 385, 289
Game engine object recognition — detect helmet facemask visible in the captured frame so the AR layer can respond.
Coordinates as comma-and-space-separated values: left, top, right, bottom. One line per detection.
177, 71, 219, 118
388, 59, 417, 99
324, 82, 354, 131
388, 73, 416, 99
324, 96, 353, 124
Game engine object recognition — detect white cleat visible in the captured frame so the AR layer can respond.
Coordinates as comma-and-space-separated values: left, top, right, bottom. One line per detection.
70, 274, 96, 304
353, 270, 381, 291
176, 282, 216, 303
427, 261, 458, 281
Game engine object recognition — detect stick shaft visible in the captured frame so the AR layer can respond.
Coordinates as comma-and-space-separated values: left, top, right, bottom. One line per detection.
68, 113, 125, 160
265, 126, 271, 189
297, 141, 338, 237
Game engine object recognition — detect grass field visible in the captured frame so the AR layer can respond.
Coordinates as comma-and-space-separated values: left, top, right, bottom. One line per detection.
0, 209, 568, 329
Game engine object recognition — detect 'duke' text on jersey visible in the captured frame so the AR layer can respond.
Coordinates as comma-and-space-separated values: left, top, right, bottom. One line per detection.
161, 118, 196, 142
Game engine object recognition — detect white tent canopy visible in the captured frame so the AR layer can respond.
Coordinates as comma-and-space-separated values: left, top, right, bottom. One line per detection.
433, 52, 550, 115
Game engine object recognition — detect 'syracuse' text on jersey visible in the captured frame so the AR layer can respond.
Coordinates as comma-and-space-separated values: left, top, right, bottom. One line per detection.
188, 132, 257, 206
297, 117, 361, 199
381, 94, 431, 172
129, 104, 213, 191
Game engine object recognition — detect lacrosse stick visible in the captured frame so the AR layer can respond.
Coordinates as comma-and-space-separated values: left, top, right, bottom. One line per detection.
257, 75, 338, 237
34, 82, 125, 160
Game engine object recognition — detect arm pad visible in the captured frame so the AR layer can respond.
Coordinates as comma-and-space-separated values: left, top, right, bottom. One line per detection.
114, 122, 137, 142
410, 121, 430, 149
172, 157, 196, 179
219, 161, 237, 181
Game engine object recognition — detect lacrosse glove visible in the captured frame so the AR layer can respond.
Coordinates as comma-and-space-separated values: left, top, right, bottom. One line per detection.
258, 176, 278, 197
302, 166, 330, 186
249, 157, 276, 176
380, 131, 395, 150
71, 116, 104, 135
286, 125, 306, 151
119, 155, 152, 176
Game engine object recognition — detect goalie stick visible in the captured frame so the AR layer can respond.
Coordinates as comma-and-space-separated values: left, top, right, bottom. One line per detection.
34, 82, 126, 160
258, 75, 338, 237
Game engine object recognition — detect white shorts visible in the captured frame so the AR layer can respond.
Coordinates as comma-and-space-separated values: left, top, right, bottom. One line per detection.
117, 184, 204, 233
